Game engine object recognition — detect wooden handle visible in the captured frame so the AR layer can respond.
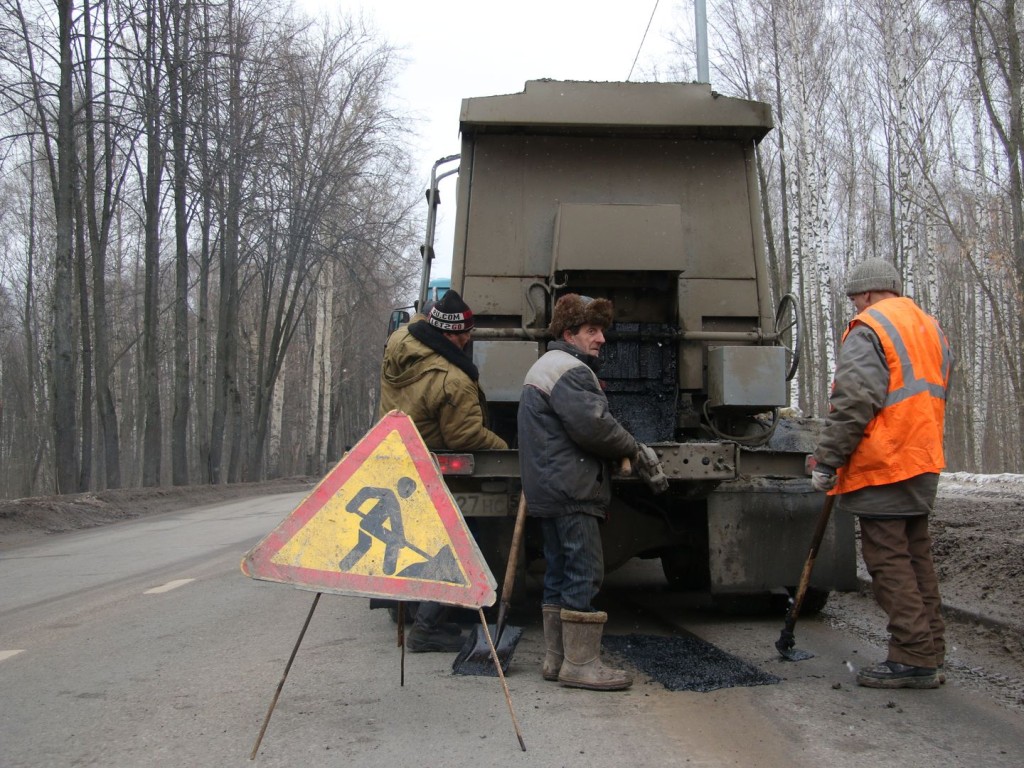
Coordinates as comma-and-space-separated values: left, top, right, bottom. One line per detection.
495, 493, 528, 636
501, 493, 528, 599
617, 456, 632, 476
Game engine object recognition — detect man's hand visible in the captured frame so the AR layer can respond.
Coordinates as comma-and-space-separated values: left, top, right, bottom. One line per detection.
634, 443, 669, 494
811, 466, 837, 492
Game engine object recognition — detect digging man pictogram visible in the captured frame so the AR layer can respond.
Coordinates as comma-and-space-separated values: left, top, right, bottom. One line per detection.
339, 476, 418, 575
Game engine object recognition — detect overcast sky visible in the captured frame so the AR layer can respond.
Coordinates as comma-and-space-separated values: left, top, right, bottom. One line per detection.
298, 0, 694, 279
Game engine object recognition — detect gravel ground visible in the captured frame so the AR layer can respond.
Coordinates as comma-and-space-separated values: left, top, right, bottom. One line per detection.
823, 472, 1024, 711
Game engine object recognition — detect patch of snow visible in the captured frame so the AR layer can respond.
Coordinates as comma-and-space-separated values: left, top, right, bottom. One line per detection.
939, 472, 1024, 498
941, 472, 1024, 486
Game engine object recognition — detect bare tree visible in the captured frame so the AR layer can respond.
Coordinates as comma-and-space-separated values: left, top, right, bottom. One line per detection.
80, 0, 133, 491
53, 0, 81, 492
164, 0, 192, 485
960, 0, 1024, 452
241, 17, 413, 480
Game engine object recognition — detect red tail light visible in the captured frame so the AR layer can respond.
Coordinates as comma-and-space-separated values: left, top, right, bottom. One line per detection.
434, 453, 475, 475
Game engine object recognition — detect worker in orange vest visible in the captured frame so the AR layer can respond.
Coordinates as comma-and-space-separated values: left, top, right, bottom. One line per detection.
812, 259, 952, 690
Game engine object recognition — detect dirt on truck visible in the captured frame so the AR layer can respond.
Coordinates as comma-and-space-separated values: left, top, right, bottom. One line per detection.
404, 79, 857, 611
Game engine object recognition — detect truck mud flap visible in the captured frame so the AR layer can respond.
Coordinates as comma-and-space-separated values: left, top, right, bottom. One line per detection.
706, 478, 857, 593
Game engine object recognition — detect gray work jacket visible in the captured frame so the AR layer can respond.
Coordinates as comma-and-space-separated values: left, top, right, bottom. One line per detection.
517, 341, 637, 519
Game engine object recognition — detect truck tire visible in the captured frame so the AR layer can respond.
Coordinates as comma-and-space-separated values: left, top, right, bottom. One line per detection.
712, 593, 774, 615
711, 588, 831, 616
660, 547, 710, 591
771, 587, 831, 616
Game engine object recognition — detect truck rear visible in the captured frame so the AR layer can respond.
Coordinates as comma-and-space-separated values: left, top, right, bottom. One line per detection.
424, 80, 855, 608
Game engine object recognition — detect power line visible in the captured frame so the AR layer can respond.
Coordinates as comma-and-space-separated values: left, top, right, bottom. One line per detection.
627, 0, 661, 81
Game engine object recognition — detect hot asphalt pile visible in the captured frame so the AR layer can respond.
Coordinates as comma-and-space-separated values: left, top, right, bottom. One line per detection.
602, 633, 780, 692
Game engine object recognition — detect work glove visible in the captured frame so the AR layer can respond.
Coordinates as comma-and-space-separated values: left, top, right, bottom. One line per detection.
634, 443, 669, 495
811, 465, 837, 492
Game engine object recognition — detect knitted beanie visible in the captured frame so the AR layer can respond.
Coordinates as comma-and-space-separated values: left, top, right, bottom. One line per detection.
427, 289, 474, 332
845, 259, 903, 296
547, 294, 614, 338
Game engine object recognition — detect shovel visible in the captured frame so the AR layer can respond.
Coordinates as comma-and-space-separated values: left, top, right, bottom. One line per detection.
775, 494, 836, 661
452, 492, 528, 676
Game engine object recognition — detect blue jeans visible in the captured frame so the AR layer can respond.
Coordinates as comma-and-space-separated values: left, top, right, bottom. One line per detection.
541, 513, 604, 611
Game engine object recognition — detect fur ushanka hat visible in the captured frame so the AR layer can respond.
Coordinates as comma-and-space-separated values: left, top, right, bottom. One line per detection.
547, 294, 614, 338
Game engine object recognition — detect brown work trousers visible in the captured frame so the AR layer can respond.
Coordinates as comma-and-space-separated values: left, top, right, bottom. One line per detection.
859, 515, 945, 668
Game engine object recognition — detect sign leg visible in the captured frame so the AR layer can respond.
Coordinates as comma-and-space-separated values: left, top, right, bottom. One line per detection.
398, 600, 406, 686
249, 592, 322, 760
477, 608, 526, 751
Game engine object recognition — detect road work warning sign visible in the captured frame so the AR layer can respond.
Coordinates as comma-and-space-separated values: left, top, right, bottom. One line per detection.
241, 411, 497, 609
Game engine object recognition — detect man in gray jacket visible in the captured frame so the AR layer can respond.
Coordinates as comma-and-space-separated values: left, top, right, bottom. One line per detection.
518, 293, 663, 691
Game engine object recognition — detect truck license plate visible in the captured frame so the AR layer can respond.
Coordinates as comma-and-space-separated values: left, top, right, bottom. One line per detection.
454, 494, 508, 517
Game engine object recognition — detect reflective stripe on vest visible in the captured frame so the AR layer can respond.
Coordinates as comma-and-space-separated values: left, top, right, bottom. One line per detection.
863, 307, 951, 406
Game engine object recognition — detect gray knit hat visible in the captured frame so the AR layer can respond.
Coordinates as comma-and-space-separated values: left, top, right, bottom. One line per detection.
845, 259, 902, 296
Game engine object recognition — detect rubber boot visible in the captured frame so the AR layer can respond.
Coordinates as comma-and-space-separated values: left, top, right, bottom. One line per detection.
406, 601, 464, 653
558, 609, 632, 691
541, 604, 563, 681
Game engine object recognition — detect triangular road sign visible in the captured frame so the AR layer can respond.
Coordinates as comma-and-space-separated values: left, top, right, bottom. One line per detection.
241, 411, 497, 609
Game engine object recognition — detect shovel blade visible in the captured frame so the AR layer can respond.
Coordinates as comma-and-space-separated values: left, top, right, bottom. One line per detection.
778, 646, 815, 662
775, 629, 815, 661
451, 623, 524, 677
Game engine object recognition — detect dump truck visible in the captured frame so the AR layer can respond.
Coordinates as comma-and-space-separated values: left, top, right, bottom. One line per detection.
406, 80, 856, 610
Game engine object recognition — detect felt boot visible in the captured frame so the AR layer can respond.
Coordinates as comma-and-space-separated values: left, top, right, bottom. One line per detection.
558, 609, 632, 691
542, 604, 563, 681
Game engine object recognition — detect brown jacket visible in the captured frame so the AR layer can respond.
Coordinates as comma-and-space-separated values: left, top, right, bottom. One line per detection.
378, 319, 507, 451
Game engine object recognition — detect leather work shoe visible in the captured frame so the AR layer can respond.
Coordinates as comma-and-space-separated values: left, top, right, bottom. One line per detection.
406, 626, 465, 653
856, 660, 940, 689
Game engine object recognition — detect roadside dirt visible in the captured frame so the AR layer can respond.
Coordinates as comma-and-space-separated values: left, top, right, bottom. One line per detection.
1, 471, 1021, 709
0, 477, 317, 550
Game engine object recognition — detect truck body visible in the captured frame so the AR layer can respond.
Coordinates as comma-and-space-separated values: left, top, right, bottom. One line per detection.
423, 80, 856, 605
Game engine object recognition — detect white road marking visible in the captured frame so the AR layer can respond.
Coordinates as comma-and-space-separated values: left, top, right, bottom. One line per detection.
144, 578, 196, 594
0, 650, 25, 662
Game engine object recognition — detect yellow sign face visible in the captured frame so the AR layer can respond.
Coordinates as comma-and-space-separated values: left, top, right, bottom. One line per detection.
241, 411, 497, 608
270, 430, 466, 582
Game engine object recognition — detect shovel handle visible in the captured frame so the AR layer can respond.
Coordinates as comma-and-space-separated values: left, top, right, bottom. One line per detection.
785, 494, 836, 629
496, 493, 528, 633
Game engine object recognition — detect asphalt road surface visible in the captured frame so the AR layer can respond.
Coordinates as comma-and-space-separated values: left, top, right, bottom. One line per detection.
1, 494, 1021, 768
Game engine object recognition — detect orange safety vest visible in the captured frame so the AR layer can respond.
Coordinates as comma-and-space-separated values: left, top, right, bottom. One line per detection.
832, 297, 951, 495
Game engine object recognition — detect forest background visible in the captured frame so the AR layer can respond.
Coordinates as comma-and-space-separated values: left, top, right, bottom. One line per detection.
0, 0, 1020, 498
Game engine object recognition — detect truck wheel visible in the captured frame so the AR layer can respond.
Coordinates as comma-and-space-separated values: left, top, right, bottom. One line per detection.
712, 593, 774, 615
660, 547, 710, 591
772, 587, 830, 616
